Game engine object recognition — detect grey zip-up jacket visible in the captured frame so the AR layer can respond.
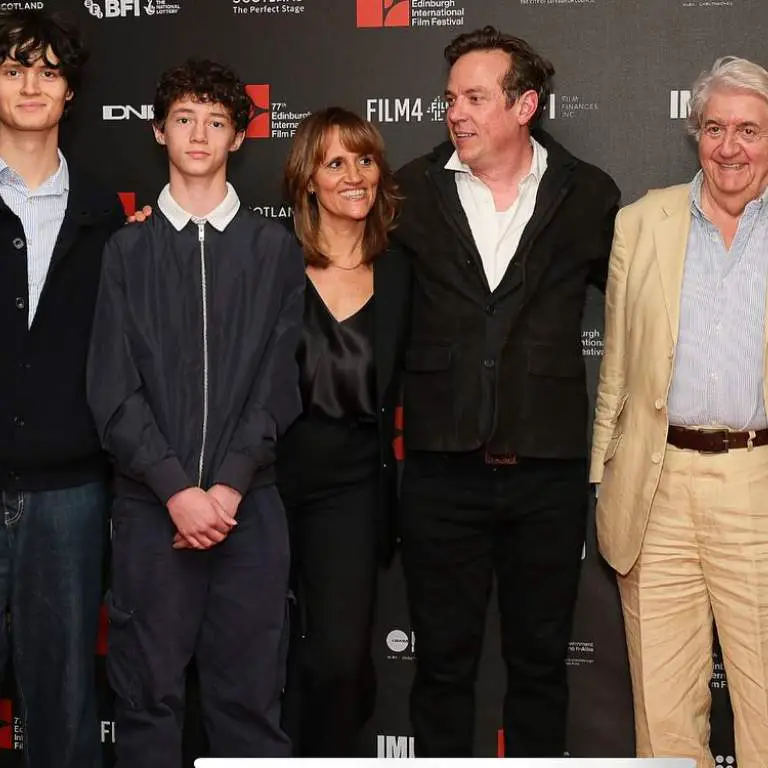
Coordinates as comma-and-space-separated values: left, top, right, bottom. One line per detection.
87, 184, 305, 503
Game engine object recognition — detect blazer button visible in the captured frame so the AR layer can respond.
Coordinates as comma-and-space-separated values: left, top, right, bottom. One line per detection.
14, 296, 25, 310
483, 358, 496, 369
667, 347, 674, 360
12, 237, 24, 250
651, 452, 662, 464
654, 399, 665, 410
13, 416, 24, 427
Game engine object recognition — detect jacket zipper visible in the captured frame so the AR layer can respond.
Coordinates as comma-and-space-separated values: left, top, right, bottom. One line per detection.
196, 220, 209, 487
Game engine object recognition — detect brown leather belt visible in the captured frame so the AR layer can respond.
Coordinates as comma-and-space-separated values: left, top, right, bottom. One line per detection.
484, 451, 518, 466
667, 425, 768, 453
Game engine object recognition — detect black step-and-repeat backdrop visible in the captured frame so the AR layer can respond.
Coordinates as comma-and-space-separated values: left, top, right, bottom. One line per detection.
0, 0, 761, 764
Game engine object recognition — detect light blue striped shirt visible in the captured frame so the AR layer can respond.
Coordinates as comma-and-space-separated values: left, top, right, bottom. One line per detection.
0, 151, 69, 327
667, 171, 768, 430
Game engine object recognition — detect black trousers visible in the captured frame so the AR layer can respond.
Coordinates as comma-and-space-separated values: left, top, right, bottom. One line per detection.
107, 486, 291, 767
400, 451, 588, 757
278, 419, 380, 756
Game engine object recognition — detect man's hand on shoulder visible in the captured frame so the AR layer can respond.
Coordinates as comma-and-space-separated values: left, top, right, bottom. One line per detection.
127, 205, 153, 224
167, 486, 236, 550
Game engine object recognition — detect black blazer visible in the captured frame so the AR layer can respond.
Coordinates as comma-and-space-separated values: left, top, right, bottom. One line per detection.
277, 243, 411, 563
372, 245, 411, 560
393, 131, 620, 459
0, 169, 124, 491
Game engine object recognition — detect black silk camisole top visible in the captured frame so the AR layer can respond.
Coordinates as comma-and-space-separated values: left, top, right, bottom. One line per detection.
297, 279, 377, 423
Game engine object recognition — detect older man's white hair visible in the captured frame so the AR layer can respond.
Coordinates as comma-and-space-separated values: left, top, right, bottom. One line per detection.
688, 56, 768, 139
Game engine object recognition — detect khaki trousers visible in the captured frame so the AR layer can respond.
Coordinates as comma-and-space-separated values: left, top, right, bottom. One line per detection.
618, 443, 768, 768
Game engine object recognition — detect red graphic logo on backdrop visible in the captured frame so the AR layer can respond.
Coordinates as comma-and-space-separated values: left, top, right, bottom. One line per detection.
246, 85, 271, 139
0, 699, 22, 750
118, 192, 136, 218
357, 0, 410, 27
0, 699, 12, 749
96, 603, 109, 656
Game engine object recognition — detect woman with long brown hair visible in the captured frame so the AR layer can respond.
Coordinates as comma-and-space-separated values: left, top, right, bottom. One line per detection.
278, 107, 410, 756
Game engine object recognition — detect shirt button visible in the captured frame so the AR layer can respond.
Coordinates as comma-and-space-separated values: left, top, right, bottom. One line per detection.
651, 452, 662, 464
654, 399, 665, 410
483, 358, 496, 369
12, 237, 24, 250
14, 296, 25, 310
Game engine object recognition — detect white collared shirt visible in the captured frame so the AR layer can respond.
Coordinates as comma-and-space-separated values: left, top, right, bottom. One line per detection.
445, 138, 548, 291
0, 150, 69, 326
157, 182, 240, 232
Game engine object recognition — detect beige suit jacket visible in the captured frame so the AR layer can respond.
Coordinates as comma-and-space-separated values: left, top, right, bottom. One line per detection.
590, 183, 768, 575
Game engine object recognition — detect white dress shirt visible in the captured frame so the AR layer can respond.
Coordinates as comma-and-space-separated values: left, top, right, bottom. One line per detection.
445, 138, 548, 291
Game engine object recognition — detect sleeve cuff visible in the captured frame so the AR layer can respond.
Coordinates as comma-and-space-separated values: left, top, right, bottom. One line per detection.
589, 460, 604, 484
212, 452, 259, 496
144, 457, 192, 504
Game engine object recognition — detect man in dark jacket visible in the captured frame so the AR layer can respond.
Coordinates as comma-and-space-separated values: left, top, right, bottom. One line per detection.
87, 60, 304, 766
394, 26, 620, 757
0, 11, 124, 768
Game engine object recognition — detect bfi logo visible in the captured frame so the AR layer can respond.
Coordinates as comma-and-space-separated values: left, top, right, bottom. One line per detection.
85, 0, 142, 17
376, 735, 415, 758
670, 89, 692, 119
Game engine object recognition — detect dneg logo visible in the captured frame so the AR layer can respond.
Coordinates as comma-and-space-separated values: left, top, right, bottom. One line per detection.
356, 0, 410, 28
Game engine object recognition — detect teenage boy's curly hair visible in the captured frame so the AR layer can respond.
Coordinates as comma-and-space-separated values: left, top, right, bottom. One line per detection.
0, 10, 88, 114
152, 59, 254, 133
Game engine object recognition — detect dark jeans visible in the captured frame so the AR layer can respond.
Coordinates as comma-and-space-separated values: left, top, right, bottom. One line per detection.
108, 486, 291, 768
400, 451, 587, 757
0, 481, 108, 768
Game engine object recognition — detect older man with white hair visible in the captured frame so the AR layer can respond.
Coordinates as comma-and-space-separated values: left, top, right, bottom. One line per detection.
592, 56, 768, 767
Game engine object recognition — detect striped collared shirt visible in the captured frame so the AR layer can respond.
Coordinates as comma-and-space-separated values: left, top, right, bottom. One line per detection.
667, 171, 768, 430
0, 150, 69, 327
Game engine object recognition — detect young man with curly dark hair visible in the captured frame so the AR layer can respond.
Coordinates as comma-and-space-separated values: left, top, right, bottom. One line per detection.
0, 9, 124, 768
87, 60, 304, 765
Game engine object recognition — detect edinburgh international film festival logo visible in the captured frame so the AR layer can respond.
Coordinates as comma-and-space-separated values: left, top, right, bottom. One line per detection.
244, 84, 310, 140
84, 0, 181, 19
356, 0, 465, 29
0, 699, 23, 751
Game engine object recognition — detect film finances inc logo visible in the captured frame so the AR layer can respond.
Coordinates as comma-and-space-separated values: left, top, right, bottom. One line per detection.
0, 699, 23, 751
245, 84, 310, 140
356, 0, 465, 28
84, 0, 181, 18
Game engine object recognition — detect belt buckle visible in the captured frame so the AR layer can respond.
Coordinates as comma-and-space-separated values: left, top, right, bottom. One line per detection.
696, 428, 729, 454
484, 451, 518, 466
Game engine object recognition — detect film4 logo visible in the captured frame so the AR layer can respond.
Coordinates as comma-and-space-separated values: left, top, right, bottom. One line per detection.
0, 699, 23, 751
357, 0, 410, 27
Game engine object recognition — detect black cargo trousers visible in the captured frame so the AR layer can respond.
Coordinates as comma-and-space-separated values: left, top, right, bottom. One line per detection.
106, 485, 291, 767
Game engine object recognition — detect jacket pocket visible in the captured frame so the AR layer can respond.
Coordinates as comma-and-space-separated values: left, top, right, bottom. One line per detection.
527, 346, 583, 378
405, 344, 452, 372
104, 590, 141, 709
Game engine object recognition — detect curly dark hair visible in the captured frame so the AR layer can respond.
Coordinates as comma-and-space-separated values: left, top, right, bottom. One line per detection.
152, 59, 254, 134
444, 26, 555, 124
0, 9, 88, 113
284, 107, 401, 268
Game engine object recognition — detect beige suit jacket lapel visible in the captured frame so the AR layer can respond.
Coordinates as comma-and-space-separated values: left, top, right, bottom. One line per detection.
653, 186, 692, 344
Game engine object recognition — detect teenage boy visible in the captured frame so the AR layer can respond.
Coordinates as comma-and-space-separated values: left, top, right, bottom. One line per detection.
0, 10, 124, 768
87, 60, 304, 766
